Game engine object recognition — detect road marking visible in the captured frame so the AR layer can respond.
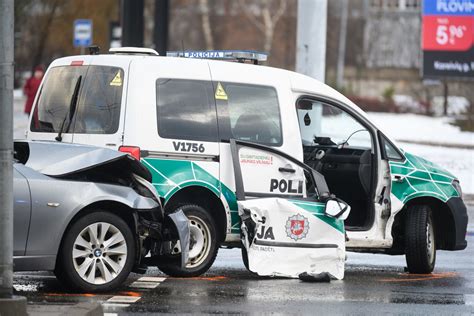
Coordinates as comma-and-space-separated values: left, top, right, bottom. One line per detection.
128, 276, 167, 289
107, 295, 141, 303
137, 276, 167, 282
129, 281, 159, 289
379, 272, 458, 282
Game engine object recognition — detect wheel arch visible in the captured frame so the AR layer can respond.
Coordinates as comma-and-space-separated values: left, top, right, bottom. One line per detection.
391, 196, 456, 252
164, 185, 227, 243
54, 200, 139, 270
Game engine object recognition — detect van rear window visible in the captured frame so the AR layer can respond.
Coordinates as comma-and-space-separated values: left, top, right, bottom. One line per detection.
30, 65, 123, 134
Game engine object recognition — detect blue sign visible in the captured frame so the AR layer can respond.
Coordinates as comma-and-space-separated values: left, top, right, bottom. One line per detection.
73, 19, 93, 47
423, 0, 474, 16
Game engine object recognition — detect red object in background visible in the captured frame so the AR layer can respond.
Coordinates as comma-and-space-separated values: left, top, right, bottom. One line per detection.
422, 16, 474, 51
23, 66, 44, 115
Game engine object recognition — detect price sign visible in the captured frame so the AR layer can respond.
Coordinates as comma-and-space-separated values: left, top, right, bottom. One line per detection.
422, 0, 474, 79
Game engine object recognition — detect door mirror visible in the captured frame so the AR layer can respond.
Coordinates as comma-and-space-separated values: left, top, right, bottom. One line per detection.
325, 199, 351, 220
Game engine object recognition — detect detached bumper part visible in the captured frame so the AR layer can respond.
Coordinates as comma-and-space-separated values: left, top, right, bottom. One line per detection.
167, 210, 190, 268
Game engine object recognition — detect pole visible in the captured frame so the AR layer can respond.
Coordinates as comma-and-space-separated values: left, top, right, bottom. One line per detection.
336, 0, 348, 90
154, 0, 169, 56
443, 81, 449, 116
121, 0, 144, 47
0, 2, 28, 313
295, 0, 328, 82
0, 0, 15, 299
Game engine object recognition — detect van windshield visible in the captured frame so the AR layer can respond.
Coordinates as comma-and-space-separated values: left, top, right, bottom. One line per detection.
30, 65, 124, 134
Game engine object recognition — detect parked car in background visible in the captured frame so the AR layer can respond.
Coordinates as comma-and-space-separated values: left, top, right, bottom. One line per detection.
13, 140, 189, 292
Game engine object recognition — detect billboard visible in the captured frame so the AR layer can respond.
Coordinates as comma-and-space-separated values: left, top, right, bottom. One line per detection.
422, 0, 474, 79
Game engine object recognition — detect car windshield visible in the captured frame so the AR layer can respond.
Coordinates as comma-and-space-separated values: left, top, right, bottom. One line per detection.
30, 65, 124, 134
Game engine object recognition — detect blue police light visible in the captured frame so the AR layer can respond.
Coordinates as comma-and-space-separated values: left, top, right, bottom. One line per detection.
166, 50, 268, 64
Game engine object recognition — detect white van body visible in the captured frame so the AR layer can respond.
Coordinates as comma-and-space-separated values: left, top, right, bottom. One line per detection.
26, 51, 467, 276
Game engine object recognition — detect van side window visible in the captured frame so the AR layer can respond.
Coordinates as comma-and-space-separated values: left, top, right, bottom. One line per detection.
156, 79, 218, 142
73, 67, 124, 134
216, 82, 282, 146
381, 134, 404, 160
297, 100, 371, 149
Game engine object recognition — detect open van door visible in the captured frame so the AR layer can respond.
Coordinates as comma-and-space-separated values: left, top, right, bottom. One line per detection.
230, 139, 350, 279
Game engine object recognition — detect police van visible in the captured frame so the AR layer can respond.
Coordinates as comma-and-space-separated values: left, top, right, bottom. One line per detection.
27, 48, 468, 276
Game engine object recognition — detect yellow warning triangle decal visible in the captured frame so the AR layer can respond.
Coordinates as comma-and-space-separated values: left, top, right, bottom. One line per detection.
215, 82, 228, 100
110, 71, 122, 86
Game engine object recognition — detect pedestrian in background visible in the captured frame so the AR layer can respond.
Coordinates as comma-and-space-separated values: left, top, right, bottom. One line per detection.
23, 65, 44, 115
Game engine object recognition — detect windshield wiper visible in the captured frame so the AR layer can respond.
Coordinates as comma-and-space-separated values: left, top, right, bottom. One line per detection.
56, 75, 82, 142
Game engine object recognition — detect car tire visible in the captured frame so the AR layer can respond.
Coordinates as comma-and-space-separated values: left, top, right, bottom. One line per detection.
158, 204, 218, 277
55, 211, 136, 292
405, 205, 436, 274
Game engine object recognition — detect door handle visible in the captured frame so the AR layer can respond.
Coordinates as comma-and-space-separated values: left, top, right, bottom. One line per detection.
279, 167, 296, 173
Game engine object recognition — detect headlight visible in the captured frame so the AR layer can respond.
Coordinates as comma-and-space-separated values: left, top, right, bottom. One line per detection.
452, 180, 463, 199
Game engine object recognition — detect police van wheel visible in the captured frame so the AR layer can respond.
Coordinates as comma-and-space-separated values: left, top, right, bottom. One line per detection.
405, 205, 436, 274
158, 204, 218, 277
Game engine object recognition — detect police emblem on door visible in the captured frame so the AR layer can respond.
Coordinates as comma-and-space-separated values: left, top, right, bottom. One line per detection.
285, 214, 309, 241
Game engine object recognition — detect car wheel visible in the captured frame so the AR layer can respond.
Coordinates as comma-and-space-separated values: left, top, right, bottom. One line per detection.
158, 204, 218, 277
55, 211, 136, 292
405, 205, 436, 274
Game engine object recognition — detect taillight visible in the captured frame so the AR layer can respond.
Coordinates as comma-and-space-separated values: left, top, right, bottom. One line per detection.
119, 146, 141, 160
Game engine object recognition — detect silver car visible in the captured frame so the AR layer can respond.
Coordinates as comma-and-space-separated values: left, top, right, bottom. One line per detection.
13, 141, 189, 292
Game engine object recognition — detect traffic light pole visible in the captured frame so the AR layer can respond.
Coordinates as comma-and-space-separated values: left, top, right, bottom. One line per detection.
0, 0, 27, 314
121, 0, 144, 47
154, 0, 169, 56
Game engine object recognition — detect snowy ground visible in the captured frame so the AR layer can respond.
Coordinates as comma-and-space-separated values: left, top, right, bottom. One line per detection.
368, 112, 474, 147
367, 112, 474, 194
12, 93, 474, 193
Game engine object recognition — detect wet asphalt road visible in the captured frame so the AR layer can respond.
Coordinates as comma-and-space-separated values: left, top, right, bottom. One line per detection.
13, 206, 474, 315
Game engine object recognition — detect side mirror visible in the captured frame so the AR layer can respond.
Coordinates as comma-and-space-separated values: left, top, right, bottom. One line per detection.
325, 199, 351, 220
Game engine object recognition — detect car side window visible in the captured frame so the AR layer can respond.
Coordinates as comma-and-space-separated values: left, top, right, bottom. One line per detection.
216, 82, 282, 146
297, 100, 371, 149
156, 79, 218, 142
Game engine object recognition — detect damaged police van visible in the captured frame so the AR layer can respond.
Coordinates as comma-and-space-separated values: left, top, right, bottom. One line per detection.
27, 48, 468, 277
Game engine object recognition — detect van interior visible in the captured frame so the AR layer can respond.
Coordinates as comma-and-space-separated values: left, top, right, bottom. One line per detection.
297, 99, 375, 230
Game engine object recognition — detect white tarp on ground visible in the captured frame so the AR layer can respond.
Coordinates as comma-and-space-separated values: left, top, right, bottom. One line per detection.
239, 198, 346, 280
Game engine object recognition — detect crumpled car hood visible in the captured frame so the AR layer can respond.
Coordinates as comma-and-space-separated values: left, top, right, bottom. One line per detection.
14, 140, 152, 181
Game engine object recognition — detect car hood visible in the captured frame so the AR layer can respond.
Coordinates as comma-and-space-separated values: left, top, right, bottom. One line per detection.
14, 140, 152, 181
401, 149, 457, 180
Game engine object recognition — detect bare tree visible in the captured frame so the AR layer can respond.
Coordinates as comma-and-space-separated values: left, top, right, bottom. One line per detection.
199, 0, 214, 50
31, 0, 64, 69
238, 0, 288, 53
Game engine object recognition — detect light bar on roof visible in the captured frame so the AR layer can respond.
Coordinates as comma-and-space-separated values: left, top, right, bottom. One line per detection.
166, 50, 268, 64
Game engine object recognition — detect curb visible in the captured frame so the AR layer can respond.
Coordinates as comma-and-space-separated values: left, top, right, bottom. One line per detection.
27, 302, 103, 316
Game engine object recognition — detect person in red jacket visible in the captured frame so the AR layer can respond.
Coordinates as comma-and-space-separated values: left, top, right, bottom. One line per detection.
23, 65, 44, 115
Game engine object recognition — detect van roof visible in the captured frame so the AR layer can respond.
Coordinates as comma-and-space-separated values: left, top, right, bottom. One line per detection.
48, 53, 368, 120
